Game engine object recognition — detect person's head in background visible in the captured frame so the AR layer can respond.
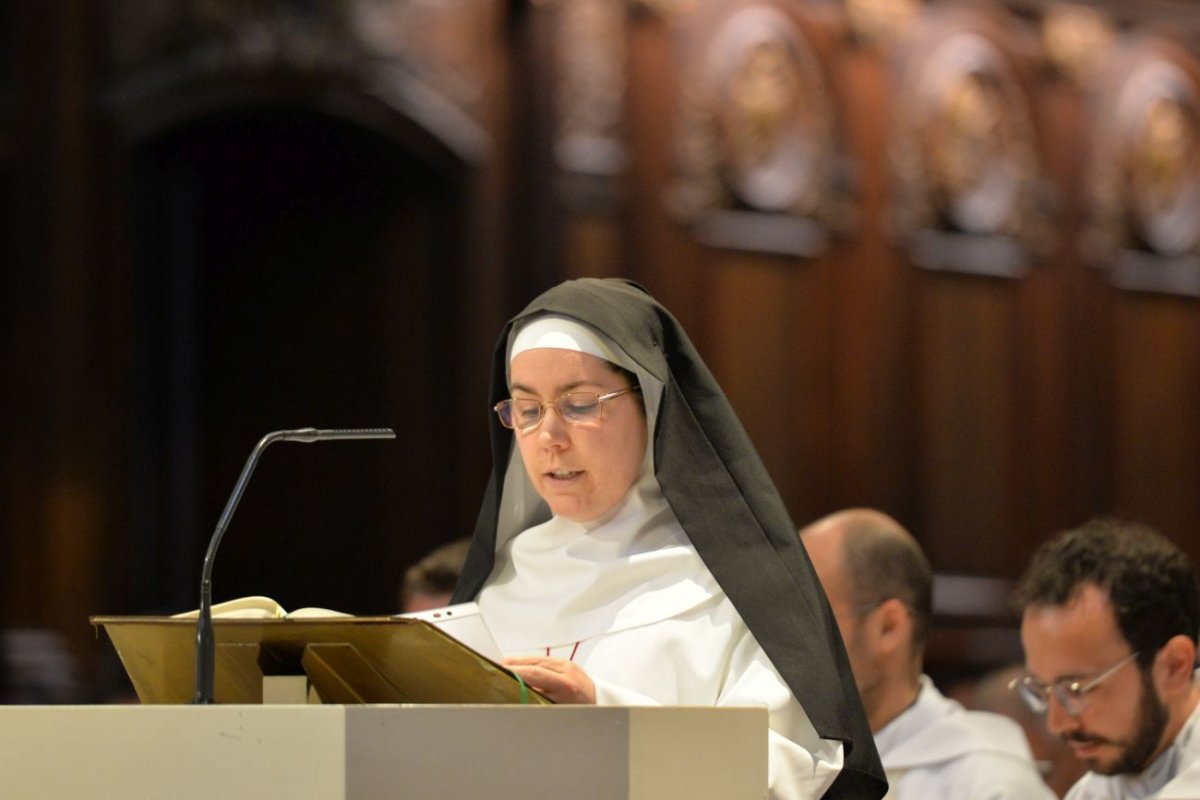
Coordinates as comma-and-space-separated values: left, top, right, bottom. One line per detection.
400, 538, 472, 612
970, 663, 1087, 797
1012, 517, 1200, 778
800, 508, 933, 733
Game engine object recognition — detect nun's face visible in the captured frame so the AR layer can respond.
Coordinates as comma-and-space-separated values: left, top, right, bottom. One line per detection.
509, 348, 647, 522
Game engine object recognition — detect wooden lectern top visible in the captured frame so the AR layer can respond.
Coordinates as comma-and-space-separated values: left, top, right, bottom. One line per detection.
91, 615, 551, 706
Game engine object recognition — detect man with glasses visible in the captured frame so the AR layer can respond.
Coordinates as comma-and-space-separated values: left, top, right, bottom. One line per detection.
1012, 517, 1200, 799
801, 509, 1055, 799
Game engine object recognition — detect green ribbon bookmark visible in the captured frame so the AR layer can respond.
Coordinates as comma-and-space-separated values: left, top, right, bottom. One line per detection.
513, 671, 529, 704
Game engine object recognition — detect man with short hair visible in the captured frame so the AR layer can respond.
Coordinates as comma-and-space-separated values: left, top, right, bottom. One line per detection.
1012, 517, 1200, 799
802, 508, 1055, 799
970, 662, 1087, 796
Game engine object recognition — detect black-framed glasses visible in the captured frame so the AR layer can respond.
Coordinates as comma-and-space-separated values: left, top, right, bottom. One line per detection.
494, 387, 640, 432
1008, 651, 1140, 716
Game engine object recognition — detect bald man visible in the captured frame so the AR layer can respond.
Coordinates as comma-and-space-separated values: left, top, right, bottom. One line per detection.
801, 509, 1054, 800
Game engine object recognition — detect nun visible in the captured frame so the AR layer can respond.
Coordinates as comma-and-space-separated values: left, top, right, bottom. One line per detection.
453, 278, 885, 799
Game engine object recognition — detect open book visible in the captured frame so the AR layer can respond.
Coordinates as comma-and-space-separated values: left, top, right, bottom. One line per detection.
93, 601, 544, 705
172, 598, 501, 662
171, 595, 350, 620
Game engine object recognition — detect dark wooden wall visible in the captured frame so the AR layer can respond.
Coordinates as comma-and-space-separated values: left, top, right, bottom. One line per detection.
2, 0, 1199, 696
567, 0, 1200, 677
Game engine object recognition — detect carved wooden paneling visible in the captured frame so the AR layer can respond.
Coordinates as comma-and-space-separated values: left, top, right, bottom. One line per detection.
845, 0, 921, 51
101, 0, 490, 112
554, 0, 627, 178
667, 1, 851, 257
1083, 32, 1200, 296
97, 0, 492, 169
553, 0, 630, 280
1077, 29, 1200, 545
1040, 1, 1116, 87
914, 274, 1024, 574
623, 3, 710, 333
877, 4, 1087, 582
1109, 295, 1200, 542
7, 0, 1200, 701
706, 259, 828, 513
888, 3, 1053, 278
820, 41, 920, 525
0, 2, 517, 700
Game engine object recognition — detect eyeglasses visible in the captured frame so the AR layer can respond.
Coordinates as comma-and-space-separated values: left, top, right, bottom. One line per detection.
494, 387, 640, 432
1008, 651, 1140, 716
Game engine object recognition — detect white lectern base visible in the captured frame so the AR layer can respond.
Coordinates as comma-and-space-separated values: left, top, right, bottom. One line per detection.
1, 704, 767, 799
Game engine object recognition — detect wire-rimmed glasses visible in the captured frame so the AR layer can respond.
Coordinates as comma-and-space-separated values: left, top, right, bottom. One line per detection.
1007, 651, 1140, 716
493, 386, 640, 432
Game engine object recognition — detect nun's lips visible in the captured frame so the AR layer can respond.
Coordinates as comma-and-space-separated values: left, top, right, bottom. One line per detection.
545, 469, 583, 482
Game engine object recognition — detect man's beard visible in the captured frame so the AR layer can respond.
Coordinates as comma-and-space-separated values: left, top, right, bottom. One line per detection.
1065, 666, 1169, 776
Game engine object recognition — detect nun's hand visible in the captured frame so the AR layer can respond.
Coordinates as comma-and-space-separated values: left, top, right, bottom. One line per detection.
503, 656, 596, 704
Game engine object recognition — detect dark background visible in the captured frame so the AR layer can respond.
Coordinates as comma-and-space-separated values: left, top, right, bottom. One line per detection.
2, 0, 1199, 700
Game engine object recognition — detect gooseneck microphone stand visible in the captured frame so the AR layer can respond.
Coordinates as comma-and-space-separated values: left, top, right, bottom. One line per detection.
192, 427, 396, 705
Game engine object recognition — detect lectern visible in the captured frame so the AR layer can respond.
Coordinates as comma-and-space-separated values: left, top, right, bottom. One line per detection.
57, 616, 769, 797
0, 704, 767, 798
92, 615, 545, 705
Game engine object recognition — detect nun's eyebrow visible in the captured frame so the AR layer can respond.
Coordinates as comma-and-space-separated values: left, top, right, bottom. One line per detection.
510, 379, 594, 396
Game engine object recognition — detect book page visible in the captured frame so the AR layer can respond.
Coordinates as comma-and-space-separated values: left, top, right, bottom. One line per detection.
171, 595, 286, 620
285, 606, 352, 619
172, 597, 352, 620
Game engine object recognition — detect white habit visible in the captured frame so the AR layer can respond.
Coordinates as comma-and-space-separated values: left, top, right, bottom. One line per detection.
458, 281, 885, 799
479, 468, 844, 800
874, 676, 1056, 800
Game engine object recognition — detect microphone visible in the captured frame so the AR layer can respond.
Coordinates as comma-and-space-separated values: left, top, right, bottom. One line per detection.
192, 427, 396, 704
